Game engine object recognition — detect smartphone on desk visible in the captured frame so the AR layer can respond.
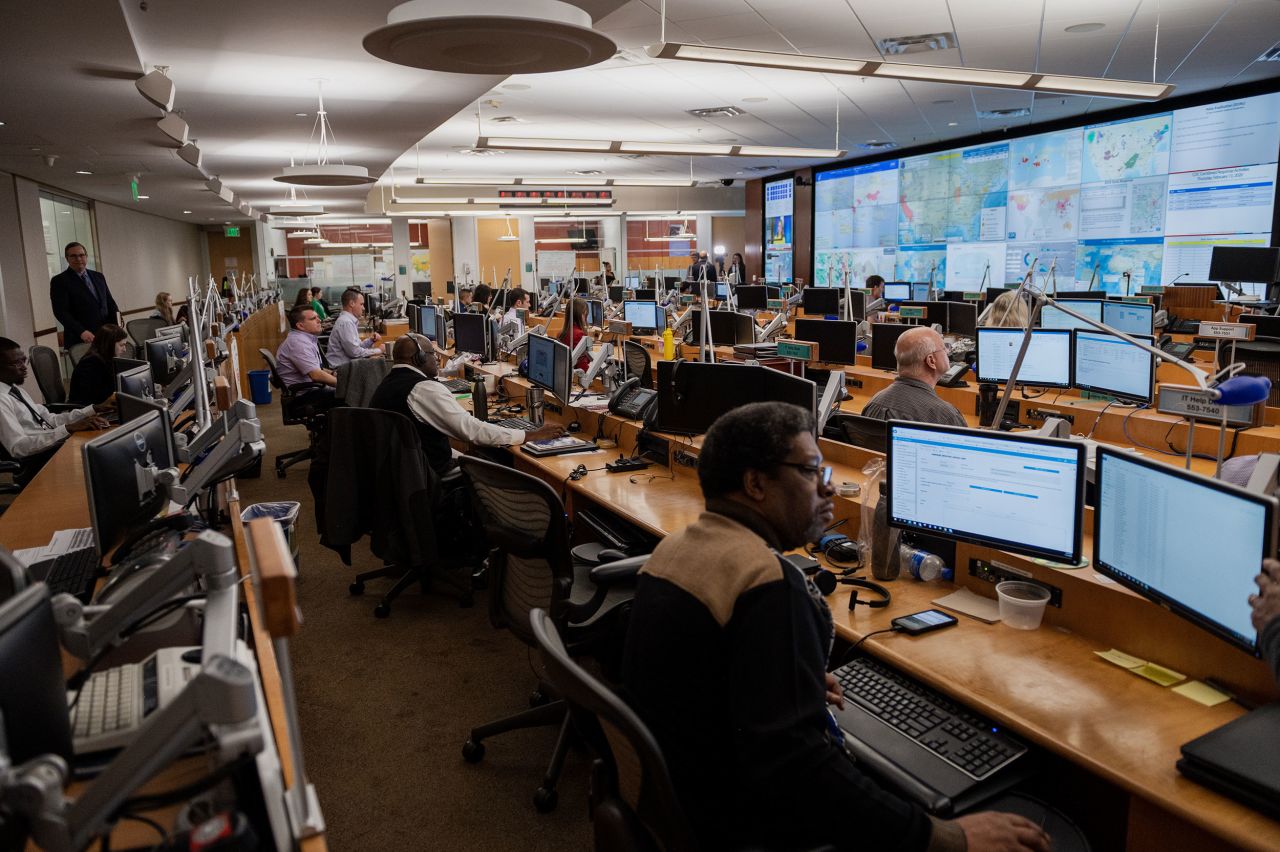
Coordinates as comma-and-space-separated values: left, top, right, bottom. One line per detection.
892, 609, 958, 635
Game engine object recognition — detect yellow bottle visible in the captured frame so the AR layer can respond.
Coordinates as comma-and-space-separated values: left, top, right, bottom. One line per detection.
662, 327, 675, 360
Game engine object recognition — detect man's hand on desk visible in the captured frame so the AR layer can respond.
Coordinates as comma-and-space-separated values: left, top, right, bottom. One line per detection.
952, 812, 1051, 852
1250, 558, 1280, 632
69, 414, 111, 432
93, 394, 117, 414
527, 423, 565, 443
824, 672, 844, 709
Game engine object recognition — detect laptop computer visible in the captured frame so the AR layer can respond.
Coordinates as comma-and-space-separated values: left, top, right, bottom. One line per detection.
1177, 702, 1280, 819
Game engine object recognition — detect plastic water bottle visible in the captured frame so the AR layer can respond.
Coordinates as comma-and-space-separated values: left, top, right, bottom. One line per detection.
899, 545, 952, 582
662, 327, 675, 360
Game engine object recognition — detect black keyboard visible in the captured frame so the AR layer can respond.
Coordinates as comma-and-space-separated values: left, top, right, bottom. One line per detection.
492, 417, 537, 432
830, 656, 1030, 814
38, 546, 100, 603
440, 379, 471, 393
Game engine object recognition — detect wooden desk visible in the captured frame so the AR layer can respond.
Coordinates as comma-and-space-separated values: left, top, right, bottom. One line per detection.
475, 366, 1280, 852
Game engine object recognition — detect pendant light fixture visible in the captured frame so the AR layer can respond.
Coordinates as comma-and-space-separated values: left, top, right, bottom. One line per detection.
275, 82, 376, 187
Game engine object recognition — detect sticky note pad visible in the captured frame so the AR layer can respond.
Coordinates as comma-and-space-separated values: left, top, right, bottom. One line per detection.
1172, 681, 1232, 707
933, 588, 1001, 623
1132, 663, 1186, 687
1095, 649, 1146, 669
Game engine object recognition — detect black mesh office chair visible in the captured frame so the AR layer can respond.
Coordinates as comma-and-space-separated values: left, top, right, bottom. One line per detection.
622, 340, 652, 386
530, 608, 695, 851
259, 349, 328, 478
826, 412, 888, 454
458, 456, 642, 812
65, 341, 90, 368
126, 318, 165, 353
27, 346, 78, 413
1220, 336, 1280, 407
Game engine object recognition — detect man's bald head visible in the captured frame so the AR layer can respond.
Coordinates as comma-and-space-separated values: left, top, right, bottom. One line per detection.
894, 326, 948, 383
393, 334, 439, 377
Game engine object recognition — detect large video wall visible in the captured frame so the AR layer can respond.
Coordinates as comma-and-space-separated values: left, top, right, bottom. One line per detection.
764, 176, 795, 284
813, 90, 1280, 293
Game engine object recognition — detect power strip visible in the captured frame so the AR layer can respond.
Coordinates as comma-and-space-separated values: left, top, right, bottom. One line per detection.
606, 456, 651, 474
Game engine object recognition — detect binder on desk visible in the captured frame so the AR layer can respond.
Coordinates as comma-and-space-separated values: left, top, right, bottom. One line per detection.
1177, 703, 1280, 820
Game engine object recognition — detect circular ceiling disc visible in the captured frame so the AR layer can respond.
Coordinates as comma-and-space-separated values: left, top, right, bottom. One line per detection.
274, 164, 376, 187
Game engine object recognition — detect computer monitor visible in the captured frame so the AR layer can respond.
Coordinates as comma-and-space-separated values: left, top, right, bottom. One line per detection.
412, 281, 431, 300
947, 302, 978, 338
887, 421, 1086, 564
416, 305, 440, 341
911, 282, 933, 301
1094, 448, 1277, 653
689, 310, 757, 346
1101, 300, 1154, 336
116, 363, 156, 400
116, 391, 171, 428
527, 333, 571, 404
144, 337, 185, 386
986, 286, 1011, 304
1073, 331, 1155, 404
870, 323, 912, 372
1055, 290, 1108, 299
794, 318, 859, 365
884, 282, 911, 302
825, 412, 888, 454
1208, 246, 1280, 284
433, 311, 449, 348
635, 288, 658, 302
624, 275, 640, 289
608, 285, 626, 303
1241, 314, 1280, 339
1040, 300, 1104, 331
735, 286, 770, 311
452, 312, 488, 357
802, 288, 841, 316
715, 282, 730, 300
155, 324, 186, 342
975, 328, 1073, 388
845, 290, 867, 321
112, 357, 147, 375
581, 298, 604, 327
654, 360, 816, 435
623, 300, 665, 334
0, 584, 73, 764
83, 409, 175, 556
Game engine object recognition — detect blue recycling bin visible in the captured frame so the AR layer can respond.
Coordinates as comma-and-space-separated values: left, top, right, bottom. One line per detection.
248, 369, 272, 405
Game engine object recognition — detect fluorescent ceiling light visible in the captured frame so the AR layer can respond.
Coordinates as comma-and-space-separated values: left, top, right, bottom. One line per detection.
476, 136, 844, 158
391, 195, 614, 206
611, 178, 698, 187
412, 176, 696, 187
415, 176, 513, 185
521, 177, 610, 186
646, 40, 1173, 101
535, 237, 586, 244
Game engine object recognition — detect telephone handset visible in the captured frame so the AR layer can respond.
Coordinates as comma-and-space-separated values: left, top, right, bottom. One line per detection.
938, 362, 970, 388
1158, 334, 1195, 361
609, 377, 658, 421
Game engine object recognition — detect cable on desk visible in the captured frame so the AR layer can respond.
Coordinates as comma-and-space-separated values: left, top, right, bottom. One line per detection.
1120, 406, 1184, 457
1084, 400, 1126, 439
100, 812, 167, 852
839, 626, 901, 665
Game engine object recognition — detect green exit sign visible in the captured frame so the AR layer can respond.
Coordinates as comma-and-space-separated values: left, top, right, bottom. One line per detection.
963, 291, 983, 301
130, 178, 139, 202
898, 306, 926, 319
224, 226, 241, 237
777, 340, 816, 360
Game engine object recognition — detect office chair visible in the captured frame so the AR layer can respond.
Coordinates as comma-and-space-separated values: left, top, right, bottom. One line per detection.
530, 608, 695, 851
65, 341, 90, 367
26, 346, 78, 413
325, 407, 471, 617
126, 318, 165, 352
259, 349, 328, 478
622, 340, 653, 386
458, 455, 642, 812
1221, 336, 1280, 408
826, 412, 889, 454
0, 455, 22, 514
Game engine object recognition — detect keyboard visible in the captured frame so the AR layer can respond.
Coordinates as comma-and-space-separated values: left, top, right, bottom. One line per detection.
440, 378, 471, 394
68, 647, 200, 755
35, 546, 100, 603
493, 417, 537, 432
830, 655, 1030, 815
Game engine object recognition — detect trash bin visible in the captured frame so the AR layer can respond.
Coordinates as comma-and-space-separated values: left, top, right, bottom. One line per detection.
248, 369, 272, 405
242, 501, 301, 561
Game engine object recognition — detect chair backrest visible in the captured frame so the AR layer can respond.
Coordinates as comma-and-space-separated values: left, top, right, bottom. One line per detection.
27, 346, 65, 406
1222, 337, 1280, 407
530, 608, 696, 852
126, 317, 165, 349
623, 341, 653, 386
827, 412, 888, 454
258, 348, 286, 390
66, 341, 90, 367
458, 456, 575, 647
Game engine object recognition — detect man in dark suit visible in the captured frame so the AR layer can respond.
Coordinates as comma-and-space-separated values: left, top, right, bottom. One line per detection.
50, 242, 118, 345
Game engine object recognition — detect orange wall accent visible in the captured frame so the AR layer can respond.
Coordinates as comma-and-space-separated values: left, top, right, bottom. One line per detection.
477, 218, 523, 286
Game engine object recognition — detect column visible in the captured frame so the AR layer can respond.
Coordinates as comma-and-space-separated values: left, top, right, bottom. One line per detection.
391, 217, 411, 298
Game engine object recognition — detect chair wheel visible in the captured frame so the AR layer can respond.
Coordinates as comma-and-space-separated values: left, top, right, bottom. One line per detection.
462, 739, 485, 762
533, 786, 558, 813
373, 603, 390, 619
529, 689, 550, 708
349, 581, 365, 596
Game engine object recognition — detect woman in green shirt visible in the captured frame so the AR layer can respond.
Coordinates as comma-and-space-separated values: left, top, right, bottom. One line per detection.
309, 286, 328, 320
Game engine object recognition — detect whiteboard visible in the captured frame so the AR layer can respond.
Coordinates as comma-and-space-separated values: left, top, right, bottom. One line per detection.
536, 251, 577, 280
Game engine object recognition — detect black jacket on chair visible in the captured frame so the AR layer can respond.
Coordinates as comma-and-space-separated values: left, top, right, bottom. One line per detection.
50, 268, 119, 342
368, 368, 454, 478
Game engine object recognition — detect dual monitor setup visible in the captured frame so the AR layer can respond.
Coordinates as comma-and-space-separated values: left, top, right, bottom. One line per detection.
975, 327, 1157, 405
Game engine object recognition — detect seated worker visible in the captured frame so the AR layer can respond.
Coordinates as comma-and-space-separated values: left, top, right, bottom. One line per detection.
369, 334, 562, 478
469, 284, 493, 314
861, 326, 966, 427
0, 337, 113, 477
309, 286, 329, 321
622, 402, 1050, 852
501, 287, 530, 336
457, 288, 474, 310
558, 298, 592, 371
68, 323, 131, 405
1252, 558, 1280, 684
980, 289, 1030, 328
276, 305, 337, 410
326, 288, 383, 368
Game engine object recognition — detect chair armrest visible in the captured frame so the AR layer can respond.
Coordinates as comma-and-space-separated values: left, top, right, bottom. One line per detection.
285, 381, 327, 396
0, 461, 19, 473
588, 554, 649, 588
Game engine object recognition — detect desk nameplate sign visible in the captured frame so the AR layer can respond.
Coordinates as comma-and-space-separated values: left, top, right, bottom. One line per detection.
898, 306, 927, 319
1195, 322, 1255, 341
1156, 386, 1259, 428
777, 340, 817, 361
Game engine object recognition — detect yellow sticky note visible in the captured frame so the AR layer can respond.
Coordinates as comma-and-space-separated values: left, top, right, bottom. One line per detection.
1172, 681, 1232, 707
1132, 663, 1186, 687
1096, 649, 1146, 669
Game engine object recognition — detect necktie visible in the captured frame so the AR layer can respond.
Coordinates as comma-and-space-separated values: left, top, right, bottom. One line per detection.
82, 272, 102, 307
8, 387, 53, 430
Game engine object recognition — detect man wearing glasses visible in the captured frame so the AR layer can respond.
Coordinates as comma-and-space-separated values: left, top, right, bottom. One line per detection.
622, 402, 1048, 852
50, 242, 119, 345
861, 326, 967, 427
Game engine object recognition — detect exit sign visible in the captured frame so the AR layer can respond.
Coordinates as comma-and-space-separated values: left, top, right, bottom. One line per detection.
224, 226, 241, 237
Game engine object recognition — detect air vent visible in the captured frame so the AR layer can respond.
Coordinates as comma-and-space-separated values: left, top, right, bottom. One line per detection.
458, 148, 504, 156
744, 165, 776, 172
858, 141, 898, 151
620, 153, 650, 160
569, 169, 603, 176
1259, 45, 1280, 62
490, 116, 526, 124
977, 107, 1031, 119
687, 105, 746, 119
876, 31, 957, 55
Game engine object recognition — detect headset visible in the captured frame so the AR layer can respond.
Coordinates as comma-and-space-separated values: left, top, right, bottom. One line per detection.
406, 333, 432, 371
811, 569, 892, 609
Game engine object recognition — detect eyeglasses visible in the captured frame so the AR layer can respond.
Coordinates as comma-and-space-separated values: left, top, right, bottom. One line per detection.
776, 462, 833, 486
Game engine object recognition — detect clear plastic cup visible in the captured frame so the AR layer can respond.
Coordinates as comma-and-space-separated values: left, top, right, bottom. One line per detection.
996, 581, 1051, 630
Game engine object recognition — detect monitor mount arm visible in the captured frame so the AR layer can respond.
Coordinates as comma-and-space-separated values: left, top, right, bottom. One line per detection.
165, 419, 265, 507
179, 400, 256, 464
574, 342, 615, 396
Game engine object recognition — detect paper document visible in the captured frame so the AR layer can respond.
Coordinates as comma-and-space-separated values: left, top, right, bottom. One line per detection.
12, 527, 94, 567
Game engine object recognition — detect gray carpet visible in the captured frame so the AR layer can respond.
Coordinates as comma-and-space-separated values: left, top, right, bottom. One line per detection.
237, 399, 592, 850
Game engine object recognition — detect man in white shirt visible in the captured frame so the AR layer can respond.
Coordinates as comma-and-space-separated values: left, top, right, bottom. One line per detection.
501, 288, 530, 336
0, 337, 113, 479
368, 334, 562, 478
326, 289, 384, 367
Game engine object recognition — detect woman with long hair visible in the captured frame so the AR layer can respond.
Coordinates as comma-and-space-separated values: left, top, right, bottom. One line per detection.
152, 291, 175, 325
559, 298, 591, 371
980, 290, 1030, 328
68, 323, 130, 405
294, 287, 312, 308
